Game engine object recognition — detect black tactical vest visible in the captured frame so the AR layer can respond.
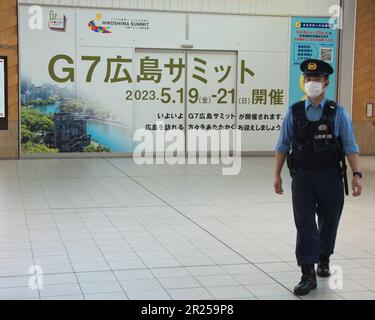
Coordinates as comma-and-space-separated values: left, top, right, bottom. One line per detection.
291, 99, 341, 170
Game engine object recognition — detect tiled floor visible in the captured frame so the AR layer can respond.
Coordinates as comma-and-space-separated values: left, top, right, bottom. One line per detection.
0, 156, 374, 300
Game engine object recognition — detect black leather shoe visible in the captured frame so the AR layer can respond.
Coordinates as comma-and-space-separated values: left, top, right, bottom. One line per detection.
294, 264, 317, 296
317, 256, 331, 277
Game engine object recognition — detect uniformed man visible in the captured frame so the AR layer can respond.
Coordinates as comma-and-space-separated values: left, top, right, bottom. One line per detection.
274, 59, 362, 296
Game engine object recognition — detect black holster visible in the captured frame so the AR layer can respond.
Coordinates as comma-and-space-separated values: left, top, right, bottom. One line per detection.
287, 152, 294, 177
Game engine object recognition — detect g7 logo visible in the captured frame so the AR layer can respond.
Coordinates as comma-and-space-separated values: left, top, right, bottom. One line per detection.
49, 10, 58, 21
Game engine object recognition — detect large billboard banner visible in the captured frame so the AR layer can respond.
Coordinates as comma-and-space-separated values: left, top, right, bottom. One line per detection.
20, 6, 336, 155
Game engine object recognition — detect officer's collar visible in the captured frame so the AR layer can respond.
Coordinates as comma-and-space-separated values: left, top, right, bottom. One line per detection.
305, 98, 326, 110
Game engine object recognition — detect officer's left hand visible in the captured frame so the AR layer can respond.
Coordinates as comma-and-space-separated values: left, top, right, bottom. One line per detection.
352, 176, 362, 197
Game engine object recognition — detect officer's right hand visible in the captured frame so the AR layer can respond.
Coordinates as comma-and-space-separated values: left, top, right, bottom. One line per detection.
274, 175, 284, 194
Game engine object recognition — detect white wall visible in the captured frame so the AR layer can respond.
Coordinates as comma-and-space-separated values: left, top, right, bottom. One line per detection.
19, 0, 340, 17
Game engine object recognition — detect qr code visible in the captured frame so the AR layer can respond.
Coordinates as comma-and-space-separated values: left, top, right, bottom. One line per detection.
320, 47, 333, 63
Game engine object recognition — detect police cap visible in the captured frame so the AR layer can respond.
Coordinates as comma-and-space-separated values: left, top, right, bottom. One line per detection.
300, 59, 334, 77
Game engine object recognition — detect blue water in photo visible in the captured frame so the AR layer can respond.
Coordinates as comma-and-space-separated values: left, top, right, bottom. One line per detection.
87, 120, 132, 153
32, 102, 60, 114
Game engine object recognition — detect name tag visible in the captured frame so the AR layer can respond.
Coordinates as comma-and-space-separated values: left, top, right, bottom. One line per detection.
314, 134, 333, 140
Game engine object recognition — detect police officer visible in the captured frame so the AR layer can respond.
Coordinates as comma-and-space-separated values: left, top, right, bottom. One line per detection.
274, 59, 362, 296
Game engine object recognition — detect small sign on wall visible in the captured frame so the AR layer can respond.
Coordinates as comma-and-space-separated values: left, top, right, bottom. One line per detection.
289, 17, 339, 104
0, 56, 8, 130
367, 103, 373, 118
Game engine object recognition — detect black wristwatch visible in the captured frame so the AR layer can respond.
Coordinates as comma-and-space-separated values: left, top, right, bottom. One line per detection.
353, 172, 363, 179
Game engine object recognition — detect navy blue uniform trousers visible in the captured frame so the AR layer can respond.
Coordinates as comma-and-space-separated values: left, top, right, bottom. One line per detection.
291, 166, 344, 266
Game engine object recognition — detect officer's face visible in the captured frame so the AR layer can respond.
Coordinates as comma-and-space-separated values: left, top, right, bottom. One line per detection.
304, 76, 329, 88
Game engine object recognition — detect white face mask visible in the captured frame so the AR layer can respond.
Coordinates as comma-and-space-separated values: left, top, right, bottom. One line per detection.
304, 81, 325, 98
